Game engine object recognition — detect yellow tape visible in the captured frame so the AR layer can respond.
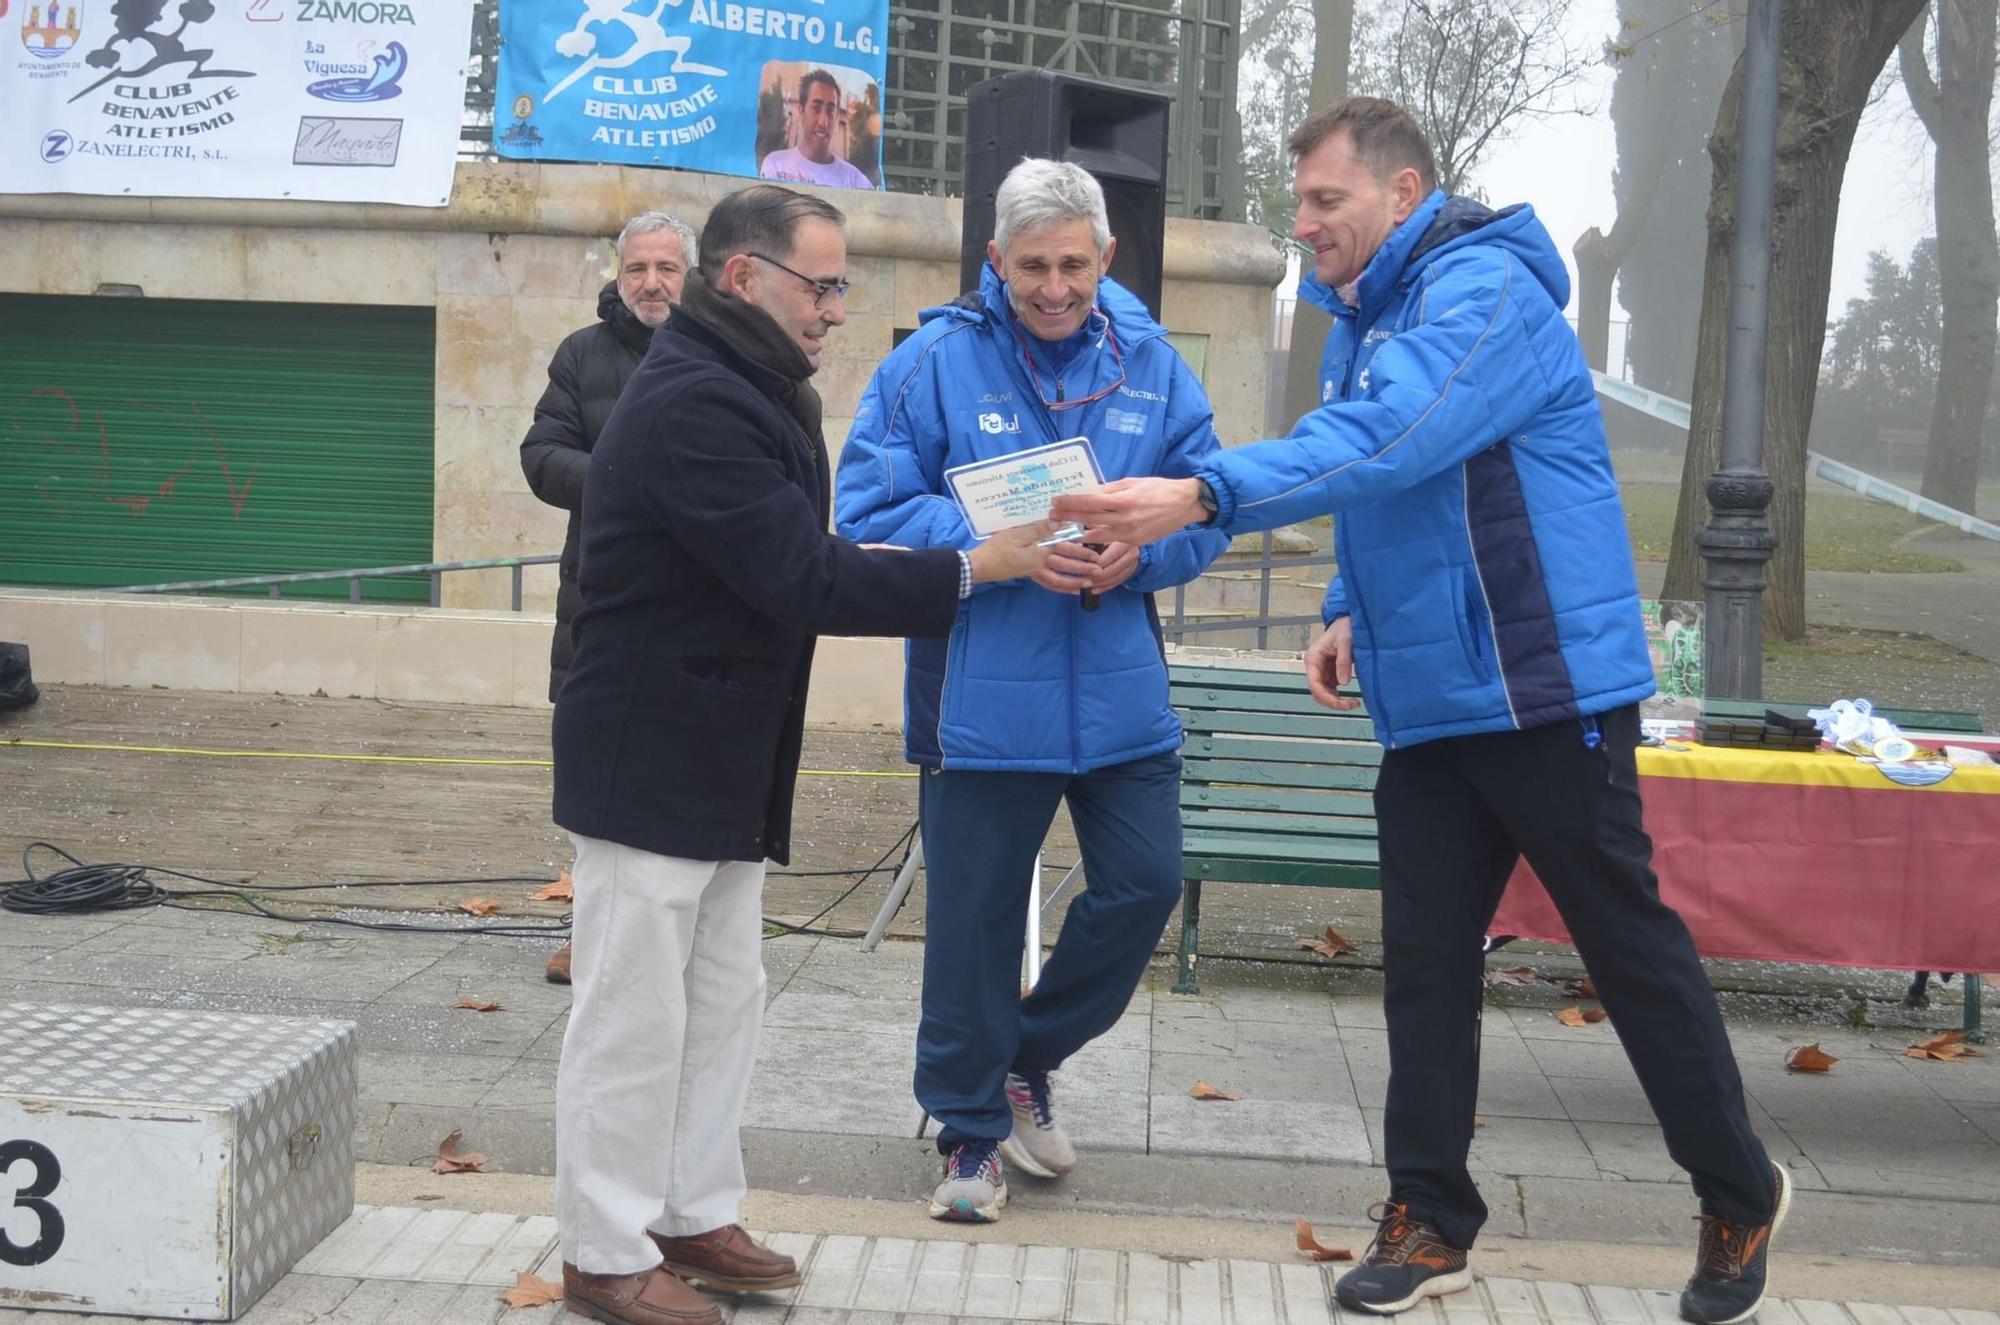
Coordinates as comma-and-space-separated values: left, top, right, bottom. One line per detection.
1, 738, 918, 778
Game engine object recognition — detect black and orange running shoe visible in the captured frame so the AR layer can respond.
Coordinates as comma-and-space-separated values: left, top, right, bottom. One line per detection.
1680, 1162, 1793, 1324
1333, 1201, 1472, 1314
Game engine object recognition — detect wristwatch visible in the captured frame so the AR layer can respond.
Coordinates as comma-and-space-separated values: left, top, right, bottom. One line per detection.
1194, 479, 1220, 522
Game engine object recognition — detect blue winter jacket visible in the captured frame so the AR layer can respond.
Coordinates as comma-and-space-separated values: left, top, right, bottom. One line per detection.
836, 267, 1231, 770
1197, 190, 1655, 748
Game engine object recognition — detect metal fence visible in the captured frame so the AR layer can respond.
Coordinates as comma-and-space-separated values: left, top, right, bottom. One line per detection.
1163, 530, 1334, 652
115, 546, 1335, 655
116, 556, 561, 611
458, 0, 1241, 222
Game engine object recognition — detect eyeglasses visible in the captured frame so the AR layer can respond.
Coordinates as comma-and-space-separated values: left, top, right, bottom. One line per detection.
748, 252, 851, 309
1009, 315, 1126, 412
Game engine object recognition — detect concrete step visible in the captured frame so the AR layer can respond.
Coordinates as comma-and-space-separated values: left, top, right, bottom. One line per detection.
1172, 569, 1329, 616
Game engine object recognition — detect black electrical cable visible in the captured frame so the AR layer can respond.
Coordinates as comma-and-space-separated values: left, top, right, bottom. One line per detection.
0, 832, 1028, 945
2, 842, 570, 937
761, 821, 918, 941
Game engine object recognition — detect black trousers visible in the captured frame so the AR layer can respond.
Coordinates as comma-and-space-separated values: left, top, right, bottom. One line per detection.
1374, 704, 1774, 1250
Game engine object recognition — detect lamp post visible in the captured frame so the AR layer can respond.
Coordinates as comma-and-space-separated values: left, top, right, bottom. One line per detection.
1699, 0, 1782, 699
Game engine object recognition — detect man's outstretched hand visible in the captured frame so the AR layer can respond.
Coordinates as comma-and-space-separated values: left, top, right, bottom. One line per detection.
1050, 477, 1208, 547
965, 521, 1062, 584
1305, 617, 1361, 711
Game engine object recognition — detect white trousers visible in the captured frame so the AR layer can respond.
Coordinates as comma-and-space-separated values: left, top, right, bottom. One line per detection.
555, 832, 768, 1273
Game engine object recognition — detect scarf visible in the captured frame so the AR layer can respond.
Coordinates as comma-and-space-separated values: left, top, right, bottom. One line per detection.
677, 268, 822, 441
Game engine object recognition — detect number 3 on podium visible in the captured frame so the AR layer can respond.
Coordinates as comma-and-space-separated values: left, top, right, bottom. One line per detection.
1, 1139, 65, 1266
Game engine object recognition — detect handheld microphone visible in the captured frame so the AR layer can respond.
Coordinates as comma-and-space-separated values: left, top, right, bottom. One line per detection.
1080, 543, 1106, 612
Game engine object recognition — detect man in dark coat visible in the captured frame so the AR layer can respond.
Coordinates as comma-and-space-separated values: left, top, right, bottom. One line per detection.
550, 185, 1055, 1325
522, 211, 697, 986
520, 209, 698, 704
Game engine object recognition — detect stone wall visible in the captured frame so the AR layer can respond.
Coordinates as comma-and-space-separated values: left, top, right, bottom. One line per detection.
1, 163, 1284, 612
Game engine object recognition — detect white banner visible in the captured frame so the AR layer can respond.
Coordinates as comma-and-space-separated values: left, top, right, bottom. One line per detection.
6, 0, 475, 207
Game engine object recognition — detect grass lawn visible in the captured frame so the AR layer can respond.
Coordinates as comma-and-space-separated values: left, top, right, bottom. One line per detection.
1270, 454, 1973, 575
1619, 481, 1965, 573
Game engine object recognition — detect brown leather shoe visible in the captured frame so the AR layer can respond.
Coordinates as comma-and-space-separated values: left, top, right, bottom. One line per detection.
546, 944, 573, 984
649, 1225, 802, 1294
561, 1262, 719, 1325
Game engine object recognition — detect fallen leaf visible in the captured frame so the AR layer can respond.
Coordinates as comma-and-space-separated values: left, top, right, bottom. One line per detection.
433, 1129, 490, 1174
1190, 1080, 1245, 1101
1785, 1043, 1839, 1073
1487, 966, 1539, 986
1474, 1114, 1484, 1127
1293, 1218, 1354, 1262
500, 1272, 564, 1308
1566, 975, 1599, 1000
1584, 1008, 1608, 1024
453, 998, 502, 1013
1298, 926, 1359, 959
1556, 1006, 1608, 1027
1906, 1030, 1981, 1061
532, 870, 573, 903
458, 898, 503, 918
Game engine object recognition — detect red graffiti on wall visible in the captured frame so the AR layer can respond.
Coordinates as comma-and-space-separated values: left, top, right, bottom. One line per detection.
12, 386, 262, 518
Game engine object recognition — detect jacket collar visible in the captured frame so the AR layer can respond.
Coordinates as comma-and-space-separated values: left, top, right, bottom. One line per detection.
663, 302, 793, 400
597, 281, 655, 353
1299, 188, 1449, 322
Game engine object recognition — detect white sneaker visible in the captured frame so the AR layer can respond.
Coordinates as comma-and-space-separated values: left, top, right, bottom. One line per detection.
997, 1068, 1077, 1178
929, 1139, 1007, 1222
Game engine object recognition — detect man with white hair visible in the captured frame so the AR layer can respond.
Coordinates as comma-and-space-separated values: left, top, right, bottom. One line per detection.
836, 158, 1230, 1222
521, 210, 695, 985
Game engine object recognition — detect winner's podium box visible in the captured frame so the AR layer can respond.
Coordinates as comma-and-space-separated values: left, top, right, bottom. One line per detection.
0, 1005, 358, 1319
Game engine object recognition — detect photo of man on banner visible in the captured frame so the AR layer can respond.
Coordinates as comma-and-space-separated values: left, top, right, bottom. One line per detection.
755, 63, 881, 189
494, 0, 890, 183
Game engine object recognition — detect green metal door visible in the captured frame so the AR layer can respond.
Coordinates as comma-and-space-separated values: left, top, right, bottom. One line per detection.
0, 293, 435, 601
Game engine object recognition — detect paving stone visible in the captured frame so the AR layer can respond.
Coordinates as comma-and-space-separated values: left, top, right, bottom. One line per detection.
1468, 1115, 1600, 1181
237, 1274, 366, 1325
743, 1025, 922, 1136
1474, 1069, 1569, 1121
1148, 1091, 1370, 1164
1277, 1262, 1336, 1325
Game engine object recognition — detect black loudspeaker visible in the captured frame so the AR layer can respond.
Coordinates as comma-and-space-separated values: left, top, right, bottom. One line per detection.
0, 642, 38, 711
961, 71, 1170, 319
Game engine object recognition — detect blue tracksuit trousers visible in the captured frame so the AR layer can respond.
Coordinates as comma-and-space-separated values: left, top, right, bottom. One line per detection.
915, 751, 1183, 1151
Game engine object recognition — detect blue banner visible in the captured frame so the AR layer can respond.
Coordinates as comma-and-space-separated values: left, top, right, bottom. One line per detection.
494, 0, 885, 188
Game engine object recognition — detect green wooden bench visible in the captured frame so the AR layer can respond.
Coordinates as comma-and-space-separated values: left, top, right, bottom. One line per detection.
1170, 662, 1381, 996
1166, 660, 1987, 1040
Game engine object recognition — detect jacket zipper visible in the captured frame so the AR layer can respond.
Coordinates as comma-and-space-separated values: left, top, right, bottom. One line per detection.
1058, 375, 1083, 772
1334, 314, 1395, 745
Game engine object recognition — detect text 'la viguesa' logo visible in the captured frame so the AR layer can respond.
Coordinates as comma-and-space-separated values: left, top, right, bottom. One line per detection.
62, 0, 251, 160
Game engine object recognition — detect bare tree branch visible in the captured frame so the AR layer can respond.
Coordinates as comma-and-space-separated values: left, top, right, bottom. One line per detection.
1356, 0, 1596, 196
1900, 2, 1944, 135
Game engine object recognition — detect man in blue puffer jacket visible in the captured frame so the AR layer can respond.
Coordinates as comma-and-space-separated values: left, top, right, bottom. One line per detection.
1056, 100, 1784, 1325
837, 159, 1229, 1225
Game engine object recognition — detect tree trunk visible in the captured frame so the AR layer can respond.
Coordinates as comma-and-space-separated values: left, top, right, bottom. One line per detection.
1904, 1, 1998, 512
1574, 66, 1668, 378
1574, 226, 1618, 373
1278, 0, 1356, 434
1573, 162, 1658, 373
1660, 0, 1925, 641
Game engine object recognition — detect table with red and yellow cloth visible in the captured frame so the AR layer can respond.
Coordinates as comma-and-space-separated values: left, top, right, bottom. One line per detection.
1490, 743, 2000, 974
